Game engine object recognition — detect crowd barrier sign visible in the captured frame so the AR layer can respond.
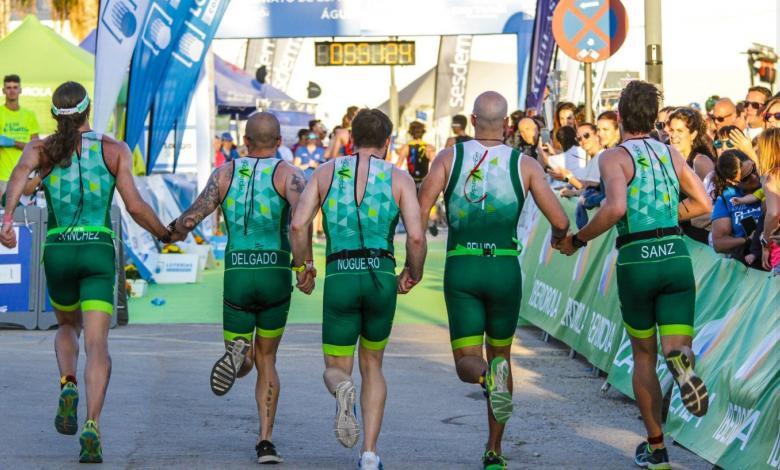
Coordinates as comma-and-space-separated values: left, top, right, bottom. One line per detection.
517, 197, 779, 469
0, 207, 42, 329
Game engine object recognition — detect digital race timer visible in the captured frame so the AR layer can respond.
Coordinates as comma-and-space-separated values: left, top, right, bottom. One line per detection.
315, 41, 415, 66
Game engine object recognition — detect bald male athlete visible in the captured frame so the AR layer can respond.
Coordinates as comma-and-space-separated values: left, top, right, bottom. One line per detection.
418, 92, 570, 470
171, 113, 314, 464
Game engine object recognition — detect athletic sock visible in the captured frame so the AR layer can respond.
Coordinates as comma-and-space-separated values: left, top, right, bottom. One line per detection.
60, 375, 77, 389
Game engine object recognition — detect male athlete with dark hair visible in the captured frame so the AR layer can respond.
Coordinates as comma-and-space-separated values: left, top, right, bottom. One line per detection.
559, 80, 712, 469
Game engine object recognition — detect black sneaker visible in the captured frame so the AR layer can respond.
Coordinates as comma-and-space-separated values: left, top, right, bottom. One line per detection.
256, 440, 283, 464
634, 442, 670, 469
428, 224, 439, 237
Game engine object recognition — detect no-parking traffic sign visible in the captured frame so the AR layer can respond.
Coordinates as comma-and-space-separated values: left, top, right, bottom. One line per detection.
552, 0, 628, 63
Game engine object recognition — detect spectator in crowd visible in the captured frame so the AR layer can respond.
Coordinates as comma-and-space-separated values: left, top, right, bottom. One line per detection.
596, 110, 621, 149
756, 128, 780, 273
668, 108, 715, 180
291, 128, 308, 154
711, 98, 741, 132
215, 131, 239, 167
668, 108, 716, 243
0, 74, 40, 196
294, 131, 325, 180
744, 86, 772, 139
515, 117, 545, 160
444, 114, 473, 147
550, 101, 577, 153
763, 96, 780, 129
652, 105, 675, 143
547, 126, 586, 190
504, 110, 524, 148
711, 150, 763, 268
325, 107, 357, 158
548, 122, 601, 194
309, 119, 327, 142
714, 125, 739, 158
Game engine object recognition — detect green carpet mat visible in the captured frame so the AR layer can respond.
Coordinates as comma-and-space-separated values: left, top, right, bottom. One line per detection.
128, 239, 449, 325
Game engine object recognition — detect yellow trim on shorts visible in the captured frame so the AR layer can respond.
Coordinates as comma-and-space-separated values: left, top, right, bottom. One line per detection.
80, 300, 113, 315
257, 327, 285, 338
359, 336, 388, 351
223, 330, 253, 342
50, 299, 80, 312
323, 344, 356, 357
486, 335, 514, 347
451, 335, 484, 350
624, 322, 656, 339
659, 324, 694, 337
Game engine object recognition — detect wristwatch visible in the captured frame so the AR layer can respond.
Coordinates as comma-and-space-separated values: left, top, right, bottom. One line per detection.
760, 233, 769, 248
572, 232, 587, 248
563, 175, 570, 183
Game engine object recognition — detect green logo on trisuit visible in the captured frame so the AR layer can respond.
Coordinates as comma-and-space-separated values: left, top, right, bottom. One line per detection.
471, 169, 484, 181
239, 167, 252, 178
337, 167, 352, 179
637, 156, 650, 168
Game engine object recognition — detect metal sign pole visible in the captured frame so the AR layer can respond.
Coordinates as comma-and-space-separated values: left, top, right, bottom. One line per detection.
584, 62, 593, 123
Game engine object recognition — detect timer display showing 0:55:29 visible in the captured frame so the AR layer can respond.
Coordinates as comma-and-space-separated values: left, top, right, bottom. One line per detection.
315, 41, 415, 66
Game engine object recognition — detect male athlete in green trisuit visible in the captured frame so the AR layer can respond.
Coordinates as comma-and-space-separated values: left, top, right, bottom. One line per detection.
418, 91, 570, 470
558, 81, 712, 469
0, 82, 179, 463
170, 113, 312, 464
290, 109, 426, 470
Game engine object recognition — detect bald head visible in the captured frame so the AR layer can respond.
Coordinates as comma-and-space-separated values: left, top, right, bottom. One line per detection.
472, 91, 508, 133
712, 98, 737, 130
518, 117, 539, 145
245, 112, 281, 151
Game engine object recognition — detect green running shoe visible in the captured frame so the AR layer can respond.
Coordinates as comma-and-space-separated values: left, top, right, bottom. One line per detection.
79, 420, 103, 463
482, 450, 507, 470
486, 357, 513, 424
55, 382, 79, 435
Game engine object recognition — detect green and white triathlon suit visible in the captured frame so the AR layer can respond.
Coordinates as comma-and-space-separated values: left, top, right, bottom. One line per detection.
221, 157, 292, 342
443, 141, 524, 350
42, 131, 116, 315
615, 138, 694, 339
321, 155, 400, 356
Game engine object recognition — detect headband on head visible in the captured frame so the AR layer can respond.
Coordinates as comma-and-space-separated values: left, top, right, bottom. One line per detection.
51, 95, 90, 116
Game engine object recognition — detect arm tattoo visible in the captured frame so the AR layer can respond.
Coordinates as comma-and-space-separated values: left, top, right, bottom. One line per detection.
181, 172, 221, 230
289, 172, 306, 194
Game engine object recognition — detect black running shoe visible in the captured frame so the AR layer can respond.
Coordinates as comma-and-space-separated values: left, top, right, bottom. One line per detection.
256, 440, 283, 464
428, 224, 439, 237
634, 442, 670, 469
666, 350, 708, 417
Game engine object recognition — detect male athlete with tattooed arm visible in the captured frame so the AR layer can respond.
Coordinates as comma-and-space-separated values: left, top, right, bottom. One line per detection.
170, 112, 313, 464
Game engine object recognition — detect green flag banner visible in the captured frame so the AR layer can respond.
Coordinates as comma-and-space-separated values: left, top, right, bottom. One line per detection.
518, 197, 779, 468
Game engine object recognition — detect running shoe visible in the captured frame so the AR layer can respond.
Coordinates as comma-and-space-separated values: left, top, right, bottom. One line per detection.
79, 420, 102, 463
210, 338, 250, 396
666, 350, 708, 417
333, 380, 360, 448
55, 382, 79, 435
357, 451, 383, 470
634, 442, 671, 469
485, 357, 513, 424
482, 450, 507, 470
256, 440, 283, 464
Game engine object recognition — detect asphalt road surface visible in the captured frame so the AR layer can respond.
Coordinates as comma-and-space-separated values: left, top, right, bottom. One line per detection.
0, 324, 712, 469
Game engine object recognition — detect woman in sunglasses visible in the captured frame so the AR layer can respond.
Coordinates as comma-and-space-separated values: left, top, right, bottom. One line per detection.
763, 97, 780, 130
711, 150, 764, 268
756, 128, 780, 273
668, 108, 715, 243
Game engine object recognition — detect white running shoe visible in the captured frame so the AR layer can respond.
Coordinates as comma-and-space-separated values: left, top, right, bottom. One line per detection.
358, 451, 383, 470
209, 337, 249, 396
334, 380, 360, 448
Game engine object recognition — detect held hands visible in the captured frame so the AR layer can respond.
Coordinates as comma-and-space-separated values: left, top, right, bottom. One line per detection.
295, 262, 316, 295
165, 219, 187, 243
552, 232, 580, 256
397, 267, 419, 294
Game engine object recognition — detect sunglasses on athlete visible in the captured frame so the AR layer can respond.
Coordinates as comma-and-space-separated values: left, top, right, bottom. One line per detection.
764, 112, 780, 122
712, 139, 735, 150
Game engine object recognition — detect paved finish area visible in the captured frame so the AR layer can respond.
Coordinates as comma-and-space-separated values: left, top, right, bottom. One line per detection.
0, 324, 711, 469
